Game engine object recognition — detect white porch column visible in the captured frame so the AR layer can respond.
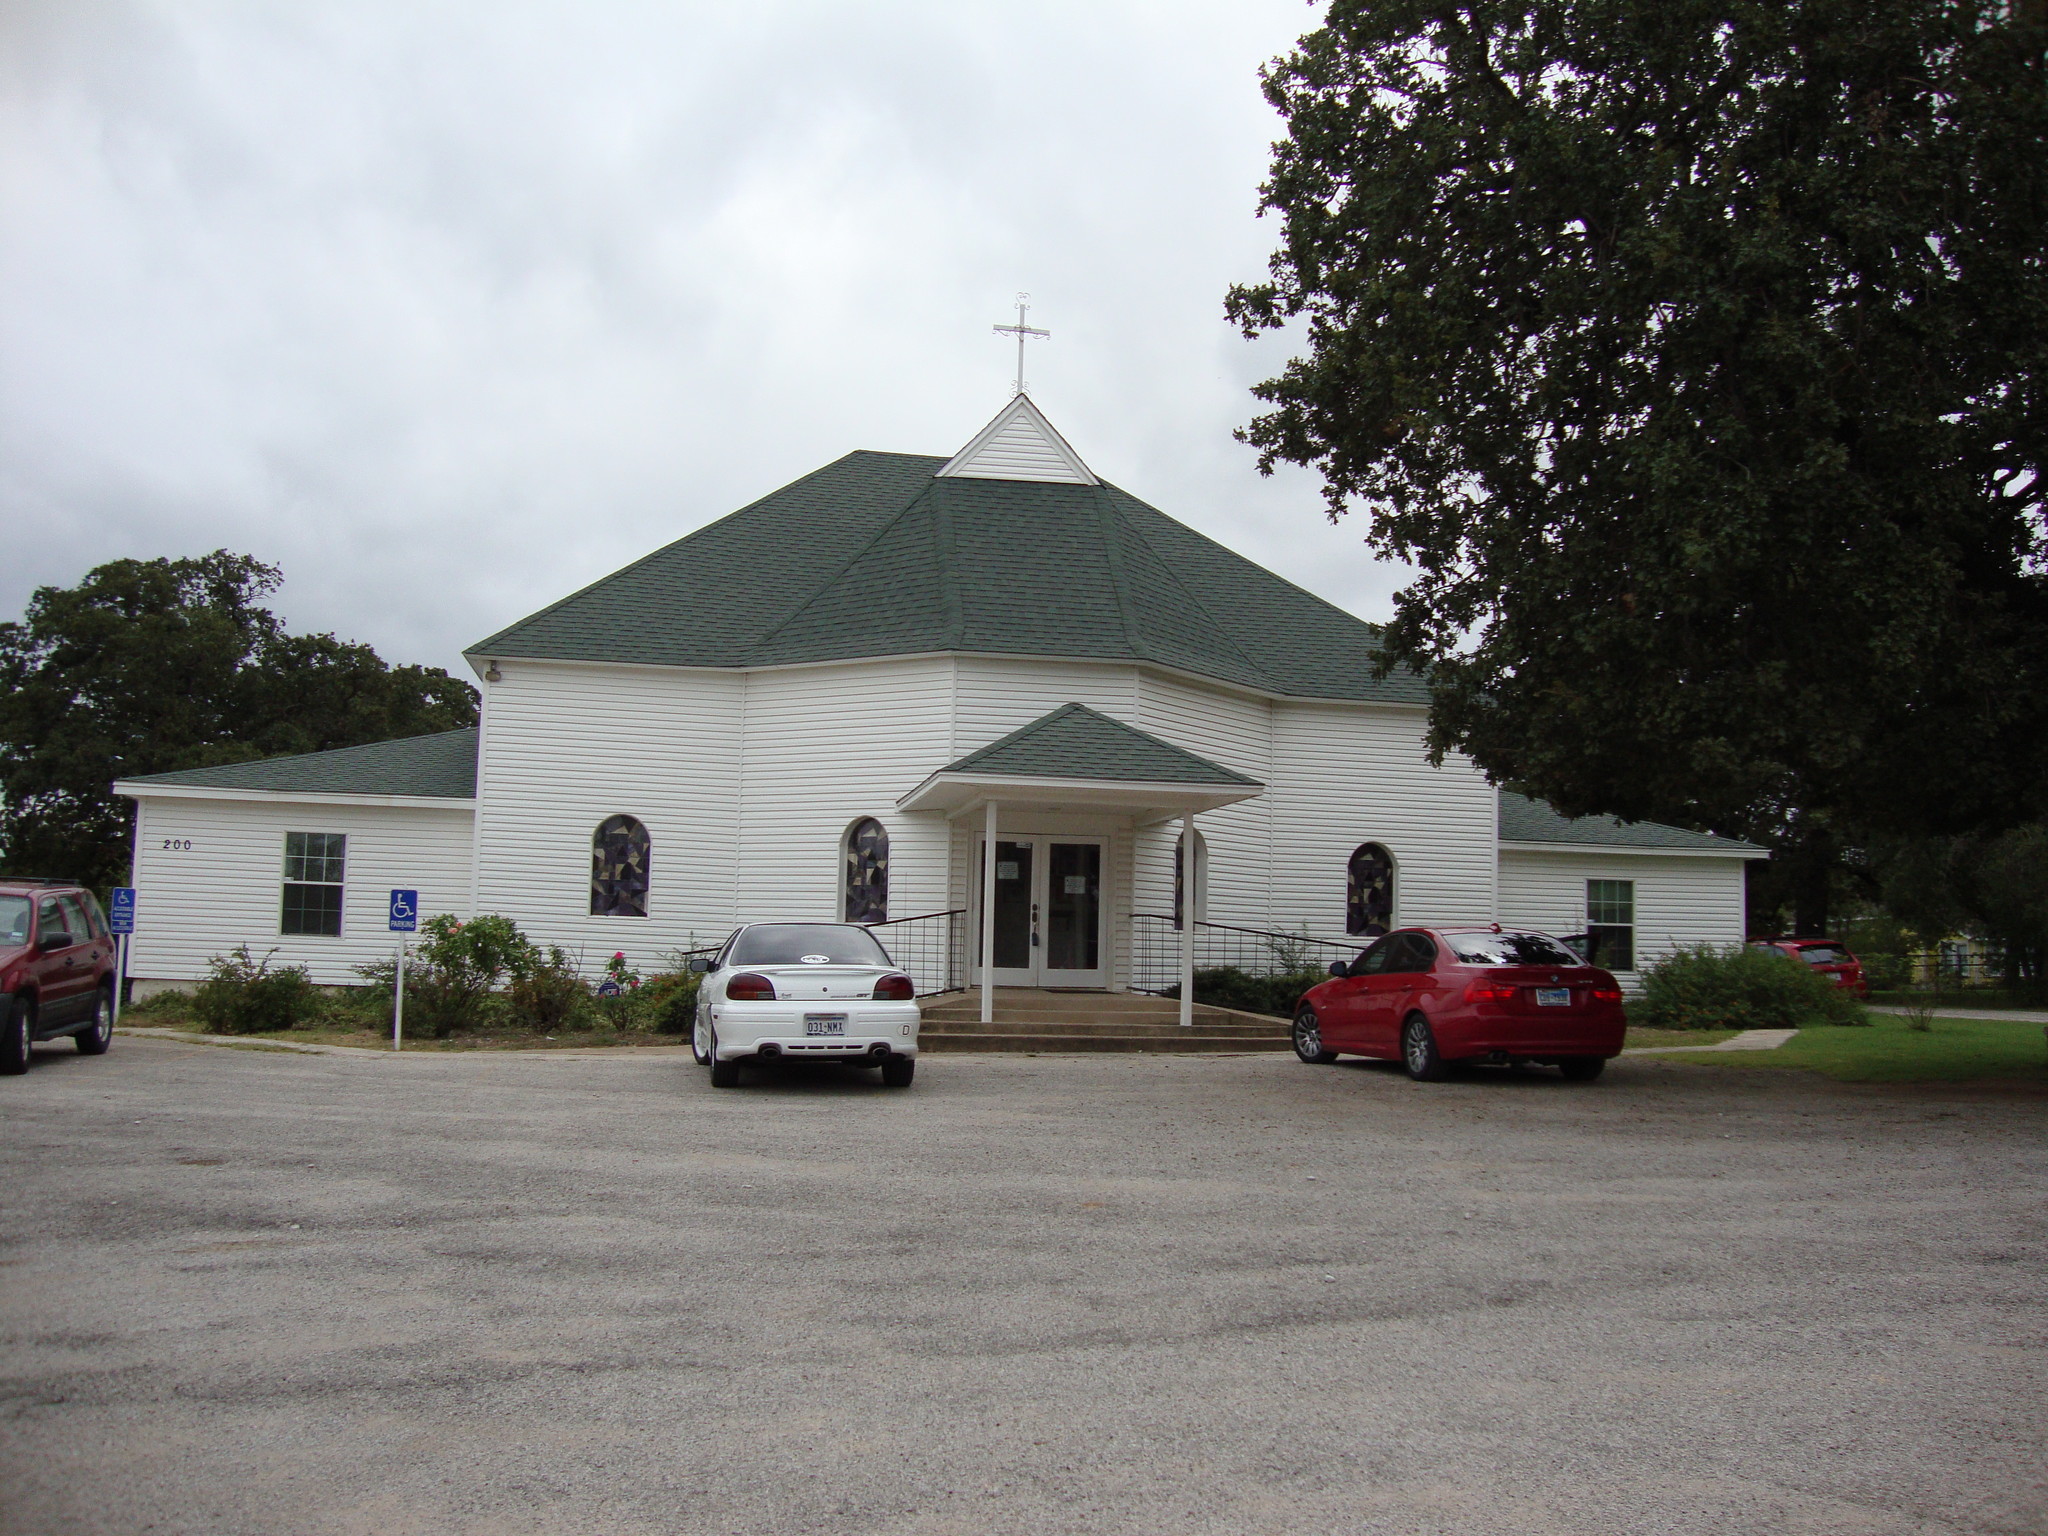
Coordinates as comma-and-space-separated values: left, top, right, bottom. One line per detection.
1179, 810, 1195, 1028
980, 799, 999, 1025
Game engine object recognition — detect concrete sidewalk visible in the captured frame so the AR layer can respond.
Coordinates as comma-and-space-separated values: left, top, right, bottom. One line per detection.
1624, 1027, 1799, 1055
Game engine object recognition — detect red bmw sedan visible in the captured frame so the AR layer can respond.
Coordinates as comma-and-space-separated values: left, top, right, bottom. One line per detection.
1292, 926, 1626, 1082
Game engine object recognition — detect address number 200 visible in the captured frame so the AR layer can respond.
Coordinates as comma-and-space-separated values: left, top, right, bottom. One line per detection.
161, 838, 193, 851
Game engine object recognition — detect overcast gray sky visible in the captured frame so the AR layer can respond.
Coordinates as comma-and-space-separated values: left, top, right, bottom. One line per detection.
2, 0, 1406, 680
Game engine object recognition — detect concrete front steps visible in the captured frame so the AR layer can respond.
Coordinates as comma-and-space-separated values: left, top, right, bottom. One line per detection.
917, 987, 1289, 1053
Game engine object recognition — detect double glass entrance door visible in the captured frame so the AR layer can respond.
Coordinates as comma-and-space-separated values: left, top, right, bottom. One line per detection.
979, 837, 1106, 987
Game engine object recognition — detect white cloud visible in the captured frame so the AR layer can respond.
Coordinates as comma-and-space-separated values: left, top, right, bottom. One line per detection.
1, 0, 1409, 676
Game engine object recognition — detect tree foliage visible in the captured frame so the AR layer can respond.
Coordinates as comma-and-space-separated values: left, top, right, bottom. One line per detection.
1230, 0, 2048, 848
0, 553, 478, 889
1864, 822, 2048, 991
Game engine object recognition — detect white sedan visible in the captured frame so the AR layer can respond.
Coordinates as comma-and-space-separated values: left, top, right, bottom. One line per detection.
688, 922, 920, 1087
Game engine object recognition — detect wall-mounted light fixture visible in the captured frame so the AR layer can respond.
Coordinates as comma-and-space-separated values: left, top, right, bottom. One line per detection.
484, 661, 503, 682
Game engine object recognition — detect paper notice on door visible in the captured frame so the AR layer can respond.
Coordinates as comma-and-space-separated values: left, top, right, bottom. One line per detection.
996, 862, 1019, 880
1063, 875, 1088, 894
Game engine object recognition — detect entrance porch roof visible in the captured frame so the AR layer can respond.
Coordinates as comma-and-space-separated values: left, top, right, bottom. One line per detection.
897, 703, 1264, 821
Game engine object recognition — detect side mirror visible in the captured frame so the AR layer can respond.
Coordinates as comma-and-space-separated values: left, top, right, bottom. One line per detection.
686, 957, 712, 973
1328, 960, 1348, 978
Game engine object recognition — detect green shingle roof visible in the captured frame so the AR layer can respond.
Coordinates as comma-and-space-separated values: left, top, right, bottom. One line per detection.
939, 704, 1260, 787
118, 729, 479, 799
1498, 791, 1764, 854
468, 450, 1424, 703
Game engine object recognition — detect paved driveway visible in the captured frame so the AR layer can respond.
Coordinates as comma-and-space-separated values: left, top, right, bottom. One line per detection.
2, 1038, 2042, 1536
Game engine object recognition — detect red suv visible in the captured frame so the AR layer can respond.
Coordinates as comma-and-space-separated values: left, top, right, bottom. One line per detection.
1, 881, 117, 1073
1292, 926, 1627, 1082
1748, 938, 1867, 996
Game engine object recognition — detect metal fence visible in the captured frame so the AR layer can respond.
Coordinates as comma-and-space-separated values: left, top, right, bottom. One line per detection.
868, 909, 965, 997
1127, 913, 1361, 996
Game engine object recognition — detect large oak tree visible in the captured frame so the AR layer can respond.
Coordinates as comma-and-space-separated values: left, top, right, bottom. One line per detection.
0, 553, 479, 892
1230, 0, 2048, 927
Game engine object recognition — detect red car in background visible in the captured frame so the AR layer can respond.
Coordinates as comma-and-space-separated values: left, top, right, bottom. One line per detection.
1292, 925, 1626, 1082
1748, 938, 1867, 996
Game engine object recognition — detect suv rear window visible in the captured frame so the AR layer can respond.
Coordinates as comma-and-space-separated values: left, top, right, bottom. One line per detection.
728, 924, 892, 966
1445, 931, 1585, 967
1794, 944, 1852, 966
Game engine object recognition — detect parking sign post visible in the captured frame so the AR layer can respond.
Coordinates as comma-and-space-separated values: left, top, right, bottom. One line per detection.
108, 888, 136, 1027
388, 891, 418, 1051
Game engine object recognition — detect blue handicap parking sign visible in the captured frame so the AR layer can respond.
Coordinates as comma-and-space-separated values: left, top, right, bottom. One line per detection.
388, 890, 419, 933
109, 887, 136, 935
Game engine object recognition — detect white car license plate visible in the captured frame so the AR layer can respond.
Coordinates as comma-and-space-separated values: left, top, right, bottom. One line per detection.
804, 1014, 848, 1037
1534, 987, 1571, 1007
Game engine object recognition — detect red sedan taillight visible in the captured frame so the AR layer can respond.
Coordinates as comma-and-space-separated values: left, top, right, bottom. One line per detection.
1591, 987, 1623, 1003
872, 973, 914, 1001
726, 972, 776, 1000
1464, 980, 1519, 1004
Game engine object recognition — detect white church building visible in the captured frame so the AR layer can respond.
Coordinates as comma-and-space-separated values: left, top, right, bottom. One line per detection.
116, 396, 1765, 998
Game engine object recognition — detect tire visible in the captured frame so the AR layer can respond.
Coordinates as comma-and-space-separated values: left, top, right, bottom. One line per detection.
707, 1028, 741, 1088
691, 1010, 712, 1066
880, 1054, 915, 1088
1292, 1007, 1338, 1064
1400, 1013, 1449, 1082
0, 997, 29, 1075
74, 988, 112, 1055
1557, 1055, 1606, 1082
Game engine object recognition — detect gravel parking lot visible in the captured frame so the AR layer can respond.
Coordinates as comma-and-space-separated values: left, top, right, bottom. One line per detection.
2, 1037, 2043, 1536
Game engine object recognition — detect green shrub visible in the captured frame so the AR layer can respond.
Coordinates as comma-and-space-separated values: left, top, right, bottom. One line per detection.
1167, 966, 1331, 1019
356, 913, 539, 1037
128, 989, 194, 1021
641, 970, 701, 1035
1633, 944, 1868, 1031
508, 946, 592, 1033
192, 946, 323, 1034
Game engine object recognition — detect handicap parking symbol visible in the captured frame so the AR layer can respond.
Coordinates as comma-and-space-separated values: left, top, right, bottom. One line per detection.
388, 890, 419, 933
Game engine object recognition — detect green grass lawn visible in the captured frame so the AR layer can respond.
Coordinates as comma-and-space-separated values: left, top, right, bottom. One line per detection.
1866, 989, 2047, 1011
1659, 1014, 2048, 1083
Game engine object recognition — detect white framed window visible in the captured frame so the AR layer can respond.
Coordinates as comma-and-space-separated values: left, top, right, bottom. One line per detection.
282, 832, 345, 937
1585, 879, 1635, 971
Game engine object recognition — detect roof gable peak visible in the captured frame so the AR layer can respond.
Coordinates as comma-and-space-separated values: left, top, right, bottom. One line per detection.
936, 394, 1097, 486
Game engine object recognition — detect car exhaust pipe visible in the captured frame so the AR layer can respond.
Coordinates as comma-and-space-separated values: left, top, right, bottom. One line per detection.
757, 1041, 781, 1058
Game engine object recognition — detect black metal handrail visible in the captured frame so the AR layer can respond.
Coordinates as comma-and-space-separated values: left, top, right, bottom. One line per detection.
1128, 913, 1360, 996
866, 908, 966, 997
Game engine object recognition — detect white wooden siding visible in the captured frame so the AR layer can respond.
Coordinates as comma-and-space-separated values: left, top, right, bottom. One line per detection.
1498, 849, 1749, 974
125, 795, 474, 986
472, 659, 744, 968
950, 655, 1142, 757
1268, 702, 1497, 939
735, 656, 957, 923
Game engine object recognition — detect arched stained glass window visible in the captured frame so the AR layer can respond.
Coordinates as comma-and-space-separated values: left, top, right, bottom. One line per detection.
1346, 842, 1394, 937
591, 815, 651, 918
844, 817, 889, 924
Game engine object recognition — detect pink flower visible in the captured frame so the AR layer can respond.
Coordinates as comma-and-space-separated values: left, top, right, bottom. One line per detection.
612, 952, 625, 961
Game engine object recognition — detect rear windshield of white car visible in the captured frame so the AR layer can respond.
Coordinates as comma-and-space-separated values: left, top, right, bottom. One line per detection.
1444, 931, 1585, 967
728, 924, 892, 967
0, 896, 27, 946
